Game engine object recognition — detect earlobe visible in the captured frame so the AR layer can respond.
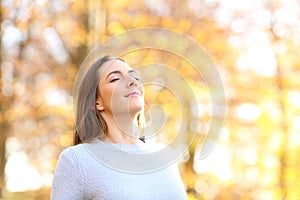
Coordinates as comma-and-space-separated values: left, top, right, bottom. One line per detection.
96, 102, 104, 111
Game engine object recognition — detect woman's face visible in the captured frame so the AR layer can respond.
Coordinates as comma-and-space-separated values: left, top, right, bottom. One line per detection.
96, 59, 144, 117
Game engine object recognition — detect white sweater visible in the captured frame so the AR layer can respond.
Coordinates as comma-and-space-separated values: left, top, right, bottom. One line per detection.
51, 139, 187, 200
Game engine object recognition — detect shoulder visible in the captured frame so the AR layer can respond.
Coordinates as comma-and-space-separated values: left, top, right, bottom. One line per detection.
52, 145, 87, 199
56, 144, 89, 169
145, 139, 178, 153
59, 144, 85, 159
149, 141, 167, 153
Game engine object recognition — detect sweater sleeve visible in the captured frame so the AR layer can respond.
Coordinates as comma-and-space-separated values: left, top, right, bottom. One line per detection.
50, 148, 85, 200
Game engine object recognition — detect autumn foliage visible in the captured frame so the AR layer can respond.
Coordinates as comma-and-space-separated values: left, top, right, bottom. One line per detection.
1, 0, 300, 199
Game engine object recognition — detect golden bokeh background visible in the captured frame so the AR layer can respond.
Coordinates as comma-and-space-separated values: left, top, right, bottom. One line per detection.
1, 0, 300, 199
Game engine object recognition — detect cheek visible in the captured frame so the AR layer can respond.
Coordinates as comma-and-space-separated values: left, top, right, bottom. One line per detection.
102, 86, 114, 103
102, 84, 124, 106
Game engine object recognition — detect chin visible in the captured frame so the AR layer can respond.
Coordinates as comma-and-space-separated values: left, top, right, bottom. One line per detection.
129, 104, 143, 113
128, 98, 144, 109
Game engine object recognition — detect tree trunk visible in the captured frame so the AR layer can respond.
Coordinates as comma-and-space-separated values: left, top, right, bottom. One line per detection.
87, 0, 107, 50
274, 42, 289, 200
0, 121, 8, 199
0, 1, 12, 197
0, 0, 9, 195
267, 9, 289, 200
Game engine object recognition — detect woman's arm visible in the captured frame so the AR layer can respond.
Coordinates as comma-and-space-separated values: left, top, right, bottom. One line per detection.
50, 148, 84, 200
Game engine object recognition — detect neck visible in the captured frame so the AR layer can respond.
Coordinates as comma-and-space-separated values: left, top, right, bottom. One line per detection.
101, 112, 140, 144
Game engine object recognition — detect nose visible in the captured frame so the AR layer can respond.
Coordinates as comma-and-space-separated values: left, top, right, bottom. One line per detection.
127, 76, 138, 88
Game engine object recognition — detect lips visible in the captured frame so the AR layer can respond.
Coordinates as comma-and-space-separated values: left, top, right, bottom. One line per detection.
125, 91, 141, 97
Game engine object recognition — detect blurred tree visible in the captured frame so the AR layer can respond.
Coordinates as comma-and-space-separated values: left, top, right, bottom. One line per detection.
0, 0, 10, 197
264, 0, 300, 198
1, 0, 300, 199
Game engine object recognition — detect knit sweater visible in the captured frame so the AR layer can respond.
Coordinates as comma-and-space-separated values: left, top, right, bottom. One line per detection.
50, 139, 187, 200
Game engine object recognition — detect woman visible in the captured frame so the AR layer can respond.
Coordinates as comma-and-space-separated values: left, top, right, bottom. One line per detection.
51, 55, 187, 200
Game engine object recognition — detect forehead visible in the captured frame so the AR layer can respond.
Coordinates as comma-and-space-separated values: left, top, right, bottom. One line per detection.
100, 59, 132, 76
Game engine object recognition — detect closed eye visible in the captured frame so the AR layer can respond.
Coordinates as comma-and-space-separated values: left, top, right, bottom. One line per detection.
110, 78, 120, 82
128, 70, 141, 81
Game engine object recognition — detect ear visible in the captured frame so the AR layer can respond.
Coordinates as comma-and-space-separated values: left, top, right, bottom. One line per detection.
96, 100, 104, 111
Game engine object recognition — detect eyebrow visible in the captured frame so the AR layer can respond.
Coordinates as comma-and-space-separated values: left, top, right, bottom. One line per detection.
105, 70, 138, 79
